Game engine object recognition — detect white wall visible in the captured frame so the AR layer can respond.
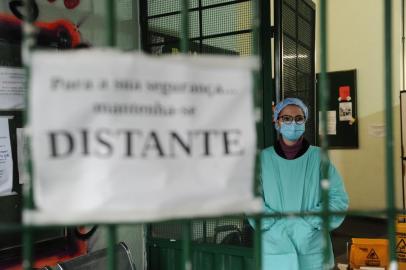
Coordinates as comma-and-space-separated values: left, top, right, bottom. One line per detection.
313, 0, 403, 210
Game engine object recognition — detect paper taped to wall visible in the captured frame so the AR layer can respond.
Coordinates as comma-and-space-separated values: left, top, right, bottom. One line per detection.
0, 118, 13, 195
0, 67, 25, 109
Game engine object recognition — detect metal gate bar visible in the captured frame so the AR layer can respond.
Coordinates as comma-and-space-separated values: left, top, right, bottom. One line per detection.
384, 0, 396, 266
22, 0, 36, 269
251, 0, 262, 269
317, 0, 332, 268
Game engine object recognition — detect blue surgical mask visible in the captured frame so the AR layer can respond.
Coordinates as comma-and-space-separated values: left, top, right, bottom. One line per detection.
279, 123, 305, 141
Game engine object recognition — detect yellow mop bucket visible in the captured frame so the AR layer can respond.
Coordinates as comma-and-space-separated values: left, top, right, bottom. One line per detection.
349, 238, 389, 269
397, 215, 406, 269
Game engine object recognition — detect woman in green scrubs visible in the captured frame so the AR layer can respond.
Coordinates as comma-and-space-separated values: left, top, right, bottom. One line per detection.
255, 98, 349, 270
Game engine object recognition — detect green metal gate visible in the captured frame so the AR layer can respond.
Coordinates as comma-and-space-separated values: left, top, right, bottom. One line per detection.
0, 0, 399, 270
141, 0, 316, 269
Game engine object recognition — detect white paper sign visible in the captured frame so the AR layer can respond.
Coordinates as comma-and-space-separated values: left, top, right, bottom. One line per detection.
28, 50, 260, 224
339, 102, 352, 121
0, 118, 13, 195
327, 111, 337, 135
368, 124, 386, 137
17, 128, 29, 184
0, 67, 26, 109
319, 110, 337, 135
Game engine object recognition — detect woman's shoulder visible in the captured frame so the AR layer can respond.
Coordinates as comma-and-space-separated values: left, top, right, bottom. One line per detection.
260, 143, 321, 159
261, 144, 319, 152
261, 145, 275, 155
260, 146, 276, 160
307, 145, 321, 155
308, 145, 320, 151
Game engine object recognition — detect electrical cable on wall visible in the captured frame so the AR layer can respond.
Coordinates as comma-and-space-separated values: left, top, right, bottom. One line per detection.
402, 0, 405, 90
401, 0, 406, 209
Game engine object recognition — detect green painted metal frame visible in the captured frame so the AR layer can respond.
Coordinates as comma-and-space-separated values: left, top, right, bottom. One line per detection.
13, 0, 399, 269
384, 0, 397, 266
105, 1, 118, 269
22, 0, 36, 269
318, 0, 332, 268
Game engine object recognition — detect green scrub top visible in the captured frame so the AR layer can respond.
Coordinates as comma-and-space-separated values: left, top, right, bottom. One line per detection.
254, 145, 349, 270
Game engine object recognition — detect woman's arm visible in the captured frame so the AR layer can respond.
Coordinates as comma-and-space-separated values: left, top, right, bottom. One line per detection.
304, 162, 349, 230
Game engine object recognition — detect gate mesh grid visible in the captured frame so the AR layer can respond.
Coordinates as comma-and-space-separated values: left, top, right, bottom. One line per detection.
144, 0, 314, 246
144, 0, 254, 246
145, 0, 252, 56
0, 0, 399, 269
280, 0, 315, 144
150, 218, 253, 246
145, 0, 315, 247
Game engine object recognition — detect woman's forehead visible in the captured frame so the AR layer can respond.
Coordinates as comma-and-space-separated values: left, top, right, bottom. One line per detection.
279, 105, 304, 115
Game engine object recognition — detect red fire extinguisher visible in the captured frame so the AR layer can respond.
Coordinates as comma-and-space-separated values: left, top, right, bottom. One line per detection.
47, 0, 81, 9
